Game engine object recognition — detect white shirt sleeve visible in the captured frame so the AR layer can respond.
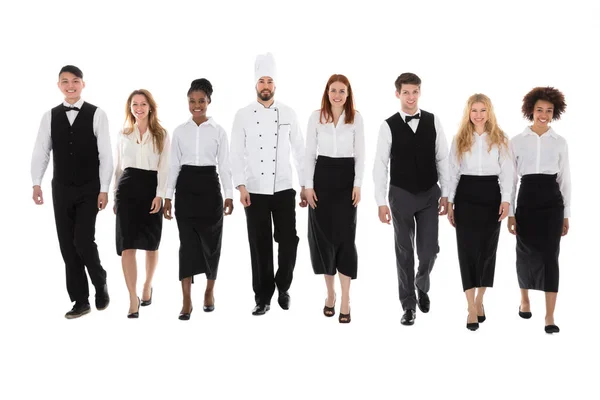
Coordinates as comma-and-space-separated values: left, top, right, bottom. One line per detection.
289, 110, 305, 187
557, 139, 571, 218
217, 126, 234, 199
113, 132, 123, 196
447, 136, 460, 203
498, 141, 514, 204
353, 112, 366, 187
373, 121, 392, 207
509, 139, 519, 217
434, 115, 450, 197
156, 132, 170, 199
230, 110, 246, 189
304, 112, 318, 189
31, 111, 52, 187
165, 130, 182, 200
94, 108, 113, 193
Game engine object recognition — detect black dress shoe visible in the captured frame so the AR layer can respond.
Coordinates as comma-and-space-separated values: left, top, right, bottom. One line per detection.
179, 307, 193, 321
127, 297, 140, 319
466, 318, 480, 331
401, 309, 416, 326
519, 306, 532, 319
278, 291, 290, 310
65, 302, 91, 319
203, 296, 215, 312
141, 287, 153, 307
252, 304, 270, 316
545, 324, 560, 334
95, 284, 110, 311
478, 305, 486, 323
417, 289, 430, 313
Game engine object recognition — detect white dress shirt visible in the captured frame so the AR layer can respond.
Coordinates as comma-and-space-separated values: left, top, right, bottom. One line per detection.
372, 109, 449, 206
31, 98, 113, 192
113, 124, 170, 199
304, 110, 365, 189
509, 127, 571, 218
230, 100, 304, 195
447, 133, 513, 204
166, 117, 233, 200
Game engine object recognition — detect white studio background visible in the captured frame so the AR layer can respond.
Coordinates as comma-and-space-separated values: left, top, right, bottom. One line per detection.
0, 0, 598, 399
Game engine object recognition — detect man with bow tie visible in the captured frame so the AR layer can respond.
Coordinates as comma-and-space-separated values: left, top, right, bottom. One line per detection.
31, 65, 113, 319
372, 72, 450, 326
230, 53, 307, 316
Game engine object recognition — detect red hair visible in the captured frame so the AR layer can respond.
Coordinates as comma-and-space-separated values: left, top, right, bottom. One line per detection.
319, 74, 356, 125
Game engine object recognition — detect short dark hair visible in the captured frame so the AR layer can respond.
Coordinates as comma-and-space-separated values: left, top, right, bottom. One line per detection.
188, 78, 213, 101
522, 87, 566, 121
395, 72, 421, 91
59, 65, 83, 79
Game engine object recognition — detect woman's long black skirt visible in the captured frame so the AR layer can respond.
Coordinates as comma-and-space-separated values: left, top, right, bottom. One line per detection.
115, 167, 162, 256
175, 165, 223, 281
308, 156, 358, 279
454, 175, 501, 291
515, 173, 564, 292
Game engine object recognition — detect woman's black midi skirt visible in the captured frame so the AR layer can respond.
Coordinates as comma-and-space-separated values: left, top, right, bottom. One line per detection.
515, 173, 564, 292
115, 167, 162, 256
454, 175, 501, 291
308, 156, 358, 279
174, 165, 223, 281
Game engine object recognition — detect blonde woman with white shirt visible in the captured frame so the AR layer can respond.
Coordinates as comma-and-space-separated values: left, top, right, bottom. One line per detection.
305, 74, 365, 323
113, 89, 169, 318
507, 87, 570, 334
446, 94, 512, 331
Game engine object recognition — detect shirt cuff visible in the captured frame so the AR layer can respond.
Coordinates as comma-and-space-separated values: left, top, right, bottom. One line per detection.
233, 176, 246, 189
156, 190, 166, 199
353, 178, 362, 188
166, 188, 174, 199
100, 184, 109, 193
224, 189, 233, 199
508, 204, 515, 217
304, 180, 314, 189
376, 193, 388, 207
564, 206, 570, 218
32, 179, 41, 187
501, 194, 511, 204
448, 194, 455, 203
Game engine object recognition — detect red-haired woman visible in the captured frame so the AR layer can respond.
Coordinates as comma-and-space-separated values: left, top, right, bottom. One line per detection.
304, 74, 365, 323
446, 94, 513, 331
113, 89, 170, 318
507, 87, 571, 334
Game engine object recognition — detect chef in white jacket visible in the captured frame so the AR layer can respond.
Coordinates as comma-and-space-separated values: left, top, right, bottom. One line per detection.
230, 52, 307, 316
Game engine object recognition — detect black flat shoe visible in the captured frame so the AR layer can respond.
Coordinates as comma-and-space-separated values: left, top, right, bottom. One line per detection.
203, 296, 215, 312
65, 302, 91, 319
252, 304, 270, 316
141, 287, 153, 307
323, 295, 336, 317
545, 324, 560, 334
179, 306, 193, 321
95, 284, 110, 311
401, 309, 416, 326
417, 289, 430, 313
519, 305, 532, 319
127, 297, 140, 319
478, 305, 486, 323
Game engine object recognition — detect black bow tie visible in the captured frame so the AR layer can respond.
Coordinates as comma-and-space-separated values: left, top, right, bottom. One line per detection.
63, 105, 80, 112
405, 113, 420, 123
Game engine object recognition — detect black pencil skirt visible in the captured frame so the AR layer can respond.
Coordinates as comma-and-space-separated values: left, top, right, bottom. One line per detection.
515, 174, 564, 292
174, 165, 223, 281
307, 156, 358, 279
453, 175, 501, 291
115, 168, 162, 256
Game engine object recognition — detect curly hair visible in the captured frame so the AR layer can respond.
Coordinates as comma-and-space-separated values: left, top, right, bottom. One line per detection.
521, 87, 566, 121
188, 78, 213, 101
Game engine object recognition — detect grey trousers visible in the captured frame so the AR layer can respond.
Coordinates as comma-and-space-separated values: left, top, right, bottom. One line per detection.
389, 184, 441, 310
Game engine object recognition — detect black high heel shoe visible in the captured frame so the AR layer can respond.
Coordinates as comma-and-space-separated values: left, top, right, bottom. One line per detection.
128, 297, 140, 319
478, 304, 486, 323
141, 287, 153, 307
323, 294, 336, 317
203, 296, 215, 312
519, 305, 532, 319
179, 306, 193, 321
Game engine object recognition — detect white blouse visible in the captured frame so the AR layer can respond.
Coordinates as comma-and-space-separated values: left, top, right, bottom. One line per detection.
304, 110, 365, 188
114, 124, 170, 198
509, 127, 571, 217
447, 132, 513, 204
166, 117, 233, 200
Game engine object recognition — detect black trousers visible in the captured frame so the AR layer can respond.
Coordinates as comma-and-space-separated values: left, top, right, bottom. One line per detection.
51, 179, 107, 303
244, 189, 299, 305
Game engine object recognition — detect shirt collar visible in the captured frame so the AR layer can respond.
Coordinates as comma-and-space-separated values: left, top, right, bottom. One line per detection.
524, 126, 558, 139
399, 108, 421, 121
63, 98, 84, 108
255, 99, 278, 109
187, 116, 216, 128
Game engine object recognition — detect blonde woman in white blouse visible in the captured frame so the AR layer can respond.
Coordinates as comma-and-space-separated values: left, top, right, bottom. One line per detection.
113, 89, 169, 318
507, 87, 570, 334
446, 94, 512, 331
305, 74, 365, 323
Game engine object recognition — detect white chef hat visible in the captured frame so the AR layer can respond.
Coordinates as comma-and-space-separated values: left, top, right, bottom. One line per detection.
254, 52, 277, 83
